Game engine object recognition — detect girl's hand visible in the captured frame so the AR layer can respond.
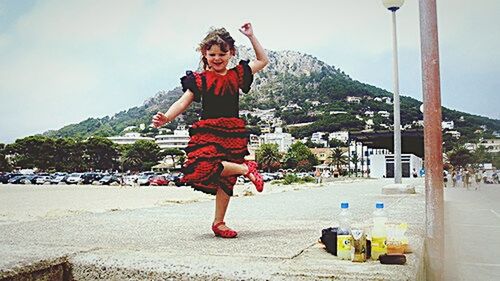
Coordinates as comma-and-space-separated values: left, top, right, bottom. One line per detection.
152, 112, 169, 128
239, 22, 254, 37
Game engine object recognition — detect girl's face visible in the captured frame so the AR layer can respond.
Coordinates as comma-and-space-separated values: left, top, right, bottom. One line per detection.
204, 44, 233, 74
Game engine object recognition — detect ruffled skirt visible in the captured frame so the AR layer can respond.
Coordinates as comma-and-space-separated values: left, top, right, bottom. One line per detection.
180, 117, 249, 196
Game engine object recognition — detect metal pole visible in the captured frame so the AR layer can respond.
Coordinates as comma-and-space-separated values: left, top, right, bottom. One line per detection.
419, 0, 444, 280
391, 11, 403, 184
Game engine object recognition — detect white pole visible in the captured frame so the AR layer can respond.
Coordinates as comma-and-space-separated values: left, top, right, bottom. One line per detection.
391, 11, 402, 184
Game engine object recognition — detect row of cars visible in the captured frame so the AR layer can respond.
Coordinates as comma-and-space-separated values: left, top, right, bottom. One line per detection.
0, 171, 185, 186
0, 172, 124, 185
124, 172, 185, 186
1, 170, 299, 186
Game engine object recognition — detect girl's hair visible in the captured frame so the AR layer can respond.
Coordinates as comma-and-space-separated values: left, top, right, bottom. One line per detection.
197, 27, 236, 70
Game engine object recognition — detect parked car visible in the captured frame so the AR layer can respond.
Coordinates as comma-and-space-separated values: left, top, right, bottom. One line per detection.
137, 174, 154, 186
99, 175, 121, 185
167, 173, 187, 186
50, 175, 67, 185
149, 175, 170, 186
64, 173, 84, 184
122, 175, 139, 186
8, 175, 35, 184
35, 175, 53, 185
0, 173, 22, 184
80, 172, 104, 184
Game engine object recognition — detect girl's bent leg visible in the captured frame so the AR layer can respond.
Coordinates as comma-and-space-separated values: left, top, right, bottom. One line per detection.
220, 161, 248, 177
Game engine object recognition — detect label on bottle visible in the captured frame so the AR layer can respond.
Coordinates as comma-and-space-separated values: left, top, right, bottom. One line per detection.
372, 236, 387, 253
337, 234, 352, 252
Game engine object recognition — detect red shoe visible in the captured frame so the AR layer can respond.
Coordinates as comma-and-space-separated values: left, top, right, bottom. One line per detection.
244, 160, 264, 192
212, 221, 238, 238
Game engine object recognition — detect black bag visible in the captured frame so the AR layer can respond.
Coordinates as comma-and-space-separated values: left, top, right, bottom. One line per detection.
320, 227, 338, 255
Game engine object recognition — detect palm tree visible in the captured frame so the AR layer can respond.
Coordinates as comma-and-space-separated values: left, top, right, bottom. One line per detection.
328, 148, 348, 174
256, 143, 282, 172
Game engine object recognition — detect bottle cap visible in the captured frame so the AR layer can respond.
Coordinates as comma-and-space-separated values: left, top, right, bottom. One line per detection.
341, 202, 349, 209
376, 202, 384, 209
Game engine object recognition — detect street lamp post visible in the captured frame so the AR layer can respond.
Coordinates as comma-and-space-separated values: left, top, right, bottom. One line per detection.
382, 0, 404, 184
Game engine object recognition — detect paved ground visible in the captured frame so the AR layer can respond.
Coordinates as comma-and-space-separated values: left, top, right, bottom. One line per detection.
0, 178, 426, 280
444, 182, 500, 281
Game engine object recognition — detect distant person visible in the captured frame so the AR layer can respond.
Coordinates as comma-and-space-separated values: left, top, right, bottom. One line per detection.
315, 169, 322, 184
474, 170, 482, 190
443, 170, 448, 187
451, 170, 457, 187
457, 169, 463, 187
412, 168, 418, 178
152, 23, 268, 238
464, 169, 471, 189
419, 167, 425, 177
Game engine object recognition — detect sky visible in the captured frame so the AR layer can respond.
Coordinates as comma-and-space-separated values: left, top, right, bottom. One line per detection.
1, 0, 499, 144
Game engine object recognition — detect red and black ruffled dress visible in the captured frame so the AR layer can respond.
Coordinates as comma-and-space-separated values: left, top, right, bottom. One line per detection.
179, 60, 254, 196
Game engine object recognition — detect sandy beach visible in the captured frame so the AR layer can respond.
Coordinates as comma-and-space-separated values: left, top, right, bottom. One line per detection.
0, 179, 371, 224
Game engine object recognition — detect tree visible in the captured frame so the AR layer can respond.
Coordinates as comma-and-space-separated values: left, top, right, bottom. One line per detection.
122, 140, 162, 171
329, 148, 348, 173
54, 138, 85, 172
256, 143, 282, 172
0, 143, 12, 172
328, 139, 346, 148
84, 137, 120, 171
283, 142, 318, 171
473, 146, 490, 164
447, 147, 474, 168
5, 136, 56, 171
177, 154, 186, 168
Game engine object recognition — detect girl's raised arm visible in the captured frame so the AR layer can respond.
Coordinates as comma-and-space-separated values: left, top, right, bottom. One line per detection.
239, 23, 269, 74
152, 90, 195, 128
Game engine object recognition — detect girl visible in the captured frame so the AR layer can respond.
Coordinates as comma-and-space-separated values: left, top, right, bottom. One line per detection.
152, 23, 269, 238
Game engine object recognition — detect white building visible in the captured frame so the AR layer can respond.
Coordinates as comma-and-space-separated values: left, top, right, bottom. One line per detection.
107, 132, 155, 145
364, 111, 375, 117
441, 121, 454, 130
377, 111, 390, 118
446, 130, 461, 139
260, 125, 272, 134
478, 139, 500, 153
369, 154, 423, 178
283, 103, 302, 111
328, 131, 349, 144
123, 126, 137, 132
155, 127, 190, 149
329, 111, 348, 115
346, 96, 362, 103
382, 97, 392, 104
260, 127, 294, 152
311, 132, 328, 147
464, 143, 478, 151
246, 134, 261, 161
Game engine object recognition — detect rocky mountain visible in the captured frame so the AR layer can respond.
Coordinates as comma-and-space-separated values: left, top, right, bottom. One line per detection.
44, 47, 500, 145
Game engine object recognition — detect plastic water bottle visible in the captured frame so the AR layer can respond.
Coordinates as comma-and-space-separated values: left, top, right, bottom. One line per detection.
337, 201, 352, 260
371, 202, 388, 260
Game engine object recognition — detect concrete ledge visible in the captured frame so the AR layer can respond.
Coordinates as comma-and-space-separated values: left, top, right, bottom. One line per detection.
382, 183, 416, 194
0, 179, 426, 280
0, 259, 70, 281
